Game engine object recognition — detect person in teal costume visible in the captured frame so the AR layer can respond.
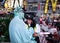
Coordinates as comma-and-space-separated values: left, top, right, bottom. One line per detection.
9, 6, 37, 43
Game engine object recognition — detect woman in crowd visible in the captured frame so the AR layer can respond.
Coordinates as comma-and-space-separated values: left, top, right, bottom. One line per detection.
25, 14, 40, 43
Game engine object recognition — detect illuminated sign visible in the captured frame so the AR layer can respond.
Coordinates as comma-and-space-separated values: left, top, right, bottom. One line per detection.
4, 0, 23, 8
44, 0, 58, 14
4, 0, 23, 12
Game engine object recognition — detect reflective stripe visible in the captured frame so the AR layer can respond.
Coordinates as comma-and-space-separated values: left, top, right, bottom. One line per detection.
34, 27, 36, 31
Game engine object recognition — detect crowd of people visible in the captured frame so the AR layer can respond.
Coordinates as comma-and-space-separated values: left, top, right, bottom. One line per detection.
9, 6, 60, 43
0, 0, 59, 43
24, 12, 60, 43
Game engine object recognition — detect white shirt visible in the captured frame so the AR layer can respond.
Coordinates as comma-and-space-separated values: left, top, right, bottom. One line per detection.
48, 28, 57, 34
35, 24, 41, 34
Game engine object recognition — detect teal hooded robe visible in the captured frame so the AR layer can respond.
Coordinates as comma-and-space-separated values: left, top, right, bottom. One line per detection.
9, 7, 36, 43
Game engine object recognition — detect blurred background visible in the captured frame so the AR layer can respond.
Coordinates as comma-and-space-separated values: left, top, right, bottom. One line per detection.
0, 0, 60, 42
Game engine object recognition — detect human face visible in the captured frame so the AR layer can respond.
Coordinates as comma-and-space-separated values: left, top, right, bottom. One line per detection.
27, 19, 32, 24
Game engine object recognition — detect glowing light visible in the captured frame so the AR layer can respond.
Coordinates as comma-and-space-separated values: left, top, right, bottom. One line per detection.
44, 0, 58, 14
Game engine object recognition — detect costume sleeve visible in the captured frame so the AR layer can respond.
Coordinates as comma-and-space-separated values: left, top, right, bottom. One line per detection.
12, 19, 32, 43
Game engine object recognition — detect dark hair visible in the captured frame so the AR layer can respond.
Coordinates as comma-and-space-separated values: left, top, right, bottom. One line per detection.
31, 19, 36, 29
